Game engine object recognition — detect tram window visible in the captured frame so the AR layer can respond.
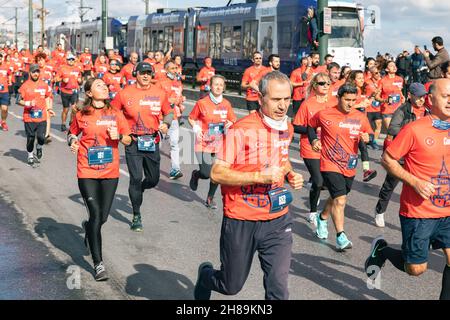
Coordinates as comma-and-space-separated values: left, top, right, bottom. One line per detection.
233, 26, 241, 52
164, 26, 173, 52
93, 31, 99, 53
151, 30, 158, 51
223, 26, 242, 53
243, 20, 258, 59
298, 18, 309, 48
208, 23, 222, 59
279, 22, 292, 49
143, 28, 150, 53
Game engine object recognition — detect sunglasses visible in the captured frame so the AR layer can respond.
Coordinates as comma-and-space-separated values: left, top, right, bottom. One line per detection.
67, 58, 75, 61
110, 64, 118, 66
138, 70, 152, 75
317, 81, 331, 86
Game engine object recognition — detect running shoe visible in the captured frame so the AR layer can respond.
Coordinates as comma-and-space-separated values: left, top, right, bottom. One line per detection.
36, 148, 43, 161
364, 236, 388, 279
61, 124, 67, 132
130, 215, 143, 232
363, 169, 377, 182
194, 262, 213, 300
315, 213, 328, 239
336, 232, 353, 251
169, 169, 183, 180
94, 262, 109, 281
204, 197, 218, 210
1, 121, 8, 131
27, 156, 34, 166
374, 212, 385, 228
189, 170, 200, 191
308, 212, 318, 226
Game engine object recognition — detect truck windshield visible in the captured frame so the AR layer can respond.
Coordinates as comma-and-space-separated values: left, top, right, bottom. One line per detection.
329, 9, 362, 48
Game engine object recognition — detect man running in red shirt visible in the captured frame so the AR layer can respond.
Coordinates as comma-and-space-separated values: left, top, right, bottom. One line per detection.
366, 78, 450, 300
17, 64, 54, 165
308, 84, 373, 250
241, 51, 268, 114
111, 62, 173, 232
121, 52, 139, 86
0, 54, 12, 131
79, 47, 94, 81
290, 56, 309, 117
102, 59, 123, 100
194, 71, 303, 300
196, 57, 216, 99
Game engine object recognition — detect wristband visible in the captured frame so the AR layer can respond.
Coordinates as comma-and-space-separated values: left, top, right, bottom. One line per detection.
25, 101, 31, 107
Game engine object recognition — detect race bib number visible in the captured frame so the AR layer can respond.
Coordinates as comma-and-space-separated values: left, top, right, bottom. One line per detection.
347, 154, 358, 169
128, 79, 136, 85
44, 79, 51, 86
204, 85, 210, 92
372, 100, 381, 108
0, 85, 4, 91
97, 73, 104, 79
88, 146, 113, 166
72, 89, 79, 94
137, 135, 156, 152
109, 92, 117, 100
268, 187, 293, 213
208, 122, 224, 136
389, 94, 401, 104
30, 109, 43, 119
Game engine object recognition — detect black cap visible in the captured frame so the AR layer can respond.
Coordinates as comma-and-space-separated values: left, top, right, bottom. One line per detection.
29, 64, 40, 73
135, 62, 153, 74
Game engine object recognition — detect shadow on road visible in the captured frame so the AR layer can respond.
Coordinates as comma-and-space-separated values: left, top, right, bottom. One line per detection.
125, 264, 194, 300
155, 175, 206, 205
34, 217, 93, 276
290, 252, 395, 300
3, 148, 28, 164
68, 193, 132, 227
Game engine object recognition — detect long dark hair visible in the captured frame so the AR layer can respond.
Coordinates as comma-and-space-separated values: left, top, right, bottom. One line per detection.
79, 78, 112, 115
346, 70, 366, 95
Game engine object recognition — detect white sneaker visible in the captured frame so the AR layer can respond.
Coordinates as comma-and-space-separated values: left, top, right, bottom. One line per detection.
375, 212, 385, 228
308, 212, 318, 226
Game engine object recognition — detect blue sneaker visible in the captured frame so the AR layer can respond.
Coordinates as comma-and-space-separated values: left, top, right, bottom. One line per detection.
315, 213, 328, 239
336, 232, 353, 251
169, 169, 183, 180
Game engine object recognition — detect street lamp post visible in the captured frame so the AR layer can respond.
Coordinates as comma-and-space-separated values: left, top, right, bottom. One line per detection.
101, 0, 107, 50
318, 0, 329, 65
29, 0, 33, 50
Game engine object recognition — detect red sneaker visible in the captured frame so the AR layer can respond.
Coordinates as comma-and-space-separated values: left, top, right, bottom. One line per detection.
363, 169, 377, 182
1, 121, 8, 131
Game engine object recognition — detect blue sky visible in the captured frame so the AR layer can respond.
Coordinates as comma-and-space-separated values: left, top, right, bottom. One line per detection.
1, 0, 449, 57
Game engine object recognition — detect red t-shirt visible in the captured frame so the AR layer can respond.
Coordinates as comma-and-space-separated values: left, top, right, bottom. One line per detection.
153, 62, 167, 81
218, 112, 294, 221
379, 75, 404, 115
69, 108, 131, 179
242, 65, 269, 101
19, 79, 52, 123
144, 58, 155, 65
328, 79, 345, 106
120, 63, 137, 86
40, 64, 56, 84
386, 117, 450, 218
94, 62, 108, 77
111, 84, 172, 135
310, 107, 373, 177
412, 106, 427, 120
290, 66, 307, 101
293, 96, 336, 159
158, 78, 185, 120
79, 53, 93, 71
103, 71, 124, 96
197, 66, 216, 91
0, 65, 11, 93
189, 95, 237, 153
365, 78, 382, 113
57, 65, 81, 94
51, 49, 66, 64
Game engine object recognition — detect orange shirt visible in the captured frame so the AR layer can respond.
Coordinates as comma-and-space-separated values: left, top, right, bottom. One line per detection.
379, 75, 404, 115
189, 95, 237, 153
114, 54, 123, 64
363, 71, 372, 83
94, 62, 108, 78
144, 58, 156, 65
120, 63, 136, 86
103, 71, 123, 96
20, 53, 33, 72
328, 79, 345, 106
365, 78, 382, 113
51, 49, 66, 64
412, 106, 427, 120
40, 64, 56, 85
158, 77, 185, 120
79, 53, 93, 71
0, 65, 11, 93
293, 96, 336, 160
69, 108, 131, 179
290, 66, 307, 101
386, 116, 450, 218
18, 79, 52, 123
197, 66, 215, 91
152, 61, 167, 81
111, 84, 172, 135
11, 57, 24, 76
242, 65, 268, 101
218, 112, 294, 221
57, 65, 82, 94
310, 107, 373, 177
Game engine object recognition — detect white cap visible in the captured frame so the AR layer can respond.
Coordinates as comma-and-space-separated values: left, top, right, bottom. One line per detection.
66, 52, 76, 60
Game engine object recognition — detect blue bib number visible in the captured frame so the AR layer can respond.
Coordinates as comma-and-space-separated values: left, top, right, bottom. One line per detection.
389, 94, 401, 104
109, 92, 117, 100
268, 188, 293, 213
88, 146, 113, 166
128, 80, 136, 85
44, 80, 51, 86
137, 135, 156, 152
98, 73, 104, 79
372, 100, 381, 108
347, 154, 358, 169
204, 85, 210, 92
72, 89, 78, 94
0, 85, 4, 91
208, 122, 224, 136
30, 109, 43, 119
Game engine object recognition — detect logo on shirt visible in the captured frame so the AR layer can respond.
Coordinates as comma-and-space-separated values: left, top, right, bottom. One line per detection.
96, 115, 117, 127
339, 119, 362, 136
324, 120, 333, 126
430, 159, 450, 208
425, 137, 435, 146
444, 137, 450, 146
34, 88, 46, 97
241, 184, 272, 208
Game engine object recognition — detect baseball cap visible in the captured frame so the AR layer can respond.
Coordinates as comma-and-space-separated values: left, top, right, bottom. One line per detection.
66, 53, 76, 60
135, 62, 153, 74
29, 64, 40, 73
409, 82, 427, 97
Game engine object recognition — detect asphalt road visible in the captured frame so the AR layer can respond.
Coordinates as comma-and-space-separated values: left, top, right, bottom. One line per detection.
0, 94, 445, 300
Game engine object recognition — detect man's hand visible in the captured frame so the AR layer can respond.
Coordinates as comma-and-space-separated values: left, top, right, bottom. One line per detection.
423, 50, 430, 58
159, 122, 169, 134
259, 166, 285, 184
107, 125, 119, 140
360, 132, 370, 144
412, 179, 436, 200
287, 171, 304, 190
70, 140, 79, 154
48, 109, 56, 117
312, 139, 322, 152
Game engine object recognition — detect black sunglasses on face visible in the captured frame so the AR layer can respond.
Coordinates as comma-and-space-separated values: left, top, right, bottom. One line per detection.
138, 71, 152, 75
317, 81, 331, 86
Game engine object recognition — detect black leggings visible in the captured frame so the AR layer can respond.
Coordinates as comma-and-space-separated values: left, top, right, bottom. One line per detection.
359, 140, 369, 162
125, 141, 161, 216
303, 158, 323, 212
25, 122, 46, 152
195, 152, 219, 199
78, 178, 119, 265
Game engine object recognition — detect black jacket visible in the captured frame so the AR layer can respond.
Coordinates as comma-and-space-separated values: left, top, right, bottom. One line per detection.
387, 101, 430, 138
